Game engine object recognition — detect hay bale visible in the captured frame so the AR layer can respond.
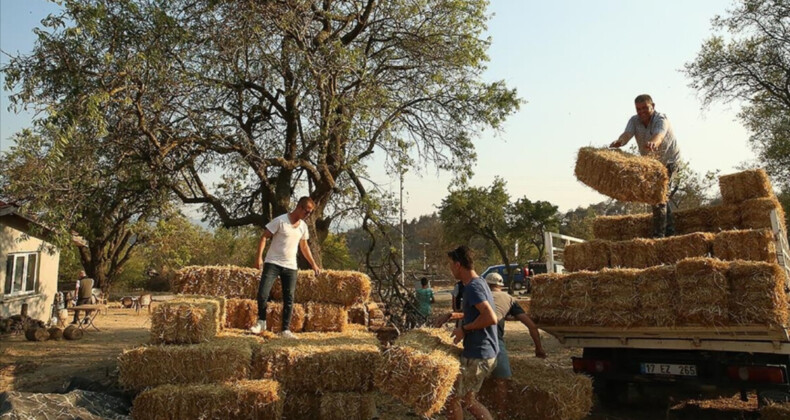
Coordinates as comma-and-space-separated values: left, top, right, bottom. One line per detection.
762, 402, 790, 420
719, 169, 774, 204
282, 392, 321, 420
674, 205, 741, 234
171, 265, 260, 298
636, 265, 678, 327
529, 274, 565, 325
592, 269, 640, 327
563, 240, 610, 272
375, 328, 461, 418
25, 327, 49, 342
131, 379, 282, 420
592, 214, 653, 241
225, 298, 258, 330
270, 270, 372, 307
657, 232, 714, 264
304, 302, 347, 332
150, 300, 221, 344
562, 271, 596, 326
676, 258, 730, 326
712, 229, 777, 263
574, 147, 668, 204
48, 327, 63, 341
739, 197, 787, 232
319, 392, 377, 420
266, 302, 306, 333
478, 356, 593, 420
727, 261, 789, 327
118, 336, 255, 391
251, 331, 381, 392
348, 304, 367, 325
609, 238, 660, 269
63, 325, 83, 340
173, 295, 227, 327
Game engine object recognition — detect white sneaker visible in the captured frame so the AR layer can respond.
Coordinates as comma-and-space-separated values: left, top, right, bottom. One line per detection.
280, 330, 298, 339
250, 319, 266, 334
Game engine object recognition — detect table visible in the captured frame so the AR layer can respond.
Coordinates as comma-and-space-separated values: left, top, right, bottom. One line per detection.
66, 304, 107, 332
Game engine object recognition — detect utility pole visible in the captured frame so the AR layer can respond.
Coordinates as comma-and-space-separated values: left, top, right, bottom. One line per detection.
400, 170, 405, 285
419, 242, 430, 271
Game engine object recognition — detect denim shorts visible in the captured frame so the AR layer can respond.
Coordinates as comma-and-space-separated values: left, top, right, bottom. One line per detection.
491, 338, 512, 379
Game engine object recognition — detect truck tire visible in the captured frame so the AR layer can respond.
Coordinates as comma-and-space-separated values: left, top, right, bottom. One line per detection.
594, 379, 627, 407
513, 281, 523, 291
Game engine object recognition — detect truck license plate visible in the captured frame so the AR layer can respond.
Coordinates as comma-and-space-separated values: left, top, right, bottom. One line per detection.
640, 363, 697, 376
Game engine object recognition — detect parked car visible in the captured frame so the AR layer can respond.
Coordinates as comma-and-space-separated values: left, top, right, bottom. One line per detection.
480, 264, 530, 292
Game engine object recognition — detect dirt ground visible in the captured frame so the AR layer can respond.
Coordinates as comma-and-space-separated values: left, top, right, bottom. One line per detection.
0, 288, 763, 419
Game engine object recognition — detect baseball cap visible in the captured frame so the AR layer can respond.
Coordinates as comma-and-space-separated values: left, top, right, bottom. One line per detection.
485, 272, 504, 287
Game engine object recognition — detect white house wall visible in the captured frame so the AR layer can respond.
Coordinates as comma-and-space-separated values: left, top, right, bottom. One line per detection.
0, 220, 60, 321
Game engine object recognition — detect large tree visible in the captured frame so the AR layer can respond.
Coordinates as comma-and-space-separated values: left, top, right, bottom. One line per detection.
3, 0, 520, 268
685, 0, 790, 187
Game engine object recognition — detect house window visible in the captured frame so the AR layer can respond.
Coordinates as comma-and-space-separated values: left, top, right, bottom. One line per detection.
3, 252, 39, 296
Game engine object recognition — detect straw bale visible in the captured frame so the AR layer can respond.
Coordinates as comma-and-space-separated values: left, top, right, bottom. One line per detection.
712, 229, 777, 263
592, 269, 640, 327
266, 302, 306, 333
656, 232, 713, 264
150, 301, 220, 344
270, 270, 372, 307
739, 197, 787, 232
574, 147, 669, 204
727, 261, 789, 327
609, 238, 659, 269
675, 258, 730, 326
348, 303, 367, 325
529, 274, 566, 325
719, 169, 774, 204
563, 271, 596, 326
251, 331, 381, 392
304, 302, 347, 332
478, 356, 593, 420
516, 298, 530, 314
131, 380, 282, 420
675, 205, 741, 234
118, 336, 254, 391
171, 265, 260, 298
563, 240, 610, 272
375, 328, 461, 418
320, 392, 377, 420
636, 265, 678, 327
592, 214, 653, 241
282, 392, 320, 420
762, 402, 790, 420
172, 295, 227, 328
345, 323, 368, 333
225, 298, 258, 330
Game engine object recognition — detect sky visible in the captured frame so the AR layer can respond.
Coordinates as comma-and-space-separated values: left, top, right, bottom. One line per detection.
1, 0, 754, 223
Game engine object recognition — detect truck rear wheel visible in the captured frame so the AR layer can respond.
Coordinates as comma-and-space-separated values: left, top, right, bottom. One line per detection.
594, 379, 627, 407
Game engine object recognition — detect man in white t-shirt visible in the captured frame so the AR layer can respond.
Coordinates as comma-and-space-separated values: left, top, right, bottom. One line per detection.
250, 197, 321, 337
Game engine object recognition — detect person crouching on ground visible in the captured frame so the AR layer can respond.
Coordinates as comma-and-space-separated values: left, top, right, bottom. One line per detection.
485, 272, 546, 416
439, 245, 499, 420
250, 197, 321, 338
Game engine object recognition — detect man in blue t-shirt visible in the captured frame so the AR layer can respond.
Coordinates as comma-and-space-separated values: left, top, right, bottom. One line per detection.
436, 245, 498, 420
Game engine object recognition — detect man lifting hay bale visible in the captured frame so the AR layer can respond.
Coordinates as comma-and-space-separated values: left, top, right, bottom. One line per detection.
250, 196, 321, 338
610, 94, 682, 238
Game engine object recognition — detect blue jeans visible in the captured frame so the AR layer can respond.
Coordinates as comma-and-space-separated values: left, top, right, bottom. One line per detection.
491, 337, 512, 379
257, 263, 298, 330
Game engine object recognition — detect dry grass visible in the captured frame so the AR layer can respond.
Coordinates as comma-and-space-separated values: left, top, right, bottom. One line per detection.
674, 205, 741, 234
375, 328, 461, 418
118, 336, 256, 391
657, 232, 714, 264
727, 260, 789, 327
574, 147, 669, 205
478, 356, 593, 420
225, 298, 258, 330
149, 300, 221, 344
636, 265, 678, 327
563, 271, 596, 326
304, 302, 347, 332
609, 238, 660, 269
251, 331, 381, 392
320, 392, 378, 420
171, 265, 260, 298
592, 268, 640, 327
739, 197, 787, 232
719, 169, 774, 204
529, 274, 566, 325
676, 258, 730, 326
131, 380, 283, 420
592, 214, 653, 241
712, 229, 777, 263
563, 240, 610, 272
266, 302, 306, 333
761, 402, 790, 420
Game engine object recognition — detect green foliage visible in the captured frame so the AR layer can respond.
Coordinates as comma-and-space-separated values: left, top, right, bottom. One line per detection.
321, 233, 356, 270
685, 0, 790, 188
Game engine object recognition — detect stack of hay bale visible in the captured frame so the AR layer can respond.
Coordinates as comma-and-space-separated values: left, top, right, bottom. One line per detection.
172, 267, 372, 333
533, 166, 789, 329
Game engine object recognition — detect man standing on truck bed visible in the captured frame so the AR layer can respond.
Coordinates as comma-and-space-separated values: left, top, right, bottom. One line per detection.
250, 197, 321, 338
609, 94, 681, 238
441, 245, 499, 420
484, 272, 546, 416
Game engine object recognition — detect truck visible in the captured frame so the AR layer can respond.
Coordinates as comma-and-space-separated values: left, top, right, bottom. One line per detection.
541, 211, 790, 405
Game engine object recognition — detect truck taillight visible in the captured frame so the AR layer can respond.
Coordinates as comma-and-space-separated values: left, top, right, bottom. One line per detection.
572, 357, 612, 374
726, 365, 786, 384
